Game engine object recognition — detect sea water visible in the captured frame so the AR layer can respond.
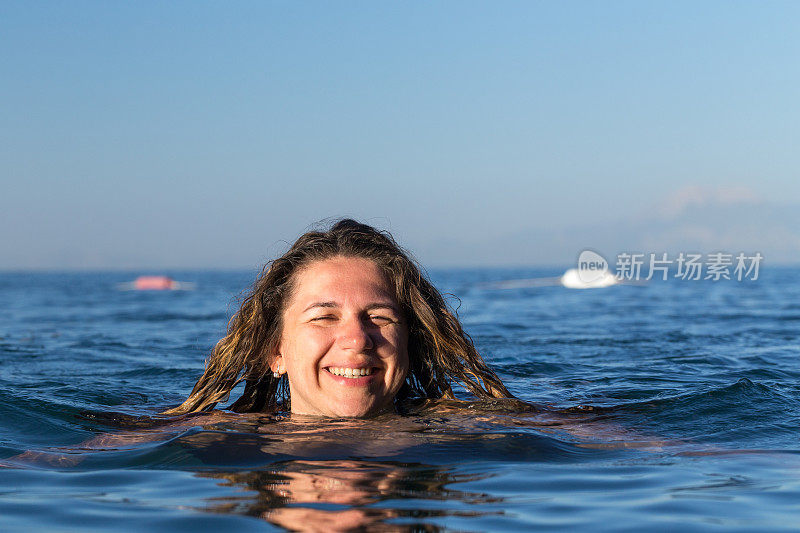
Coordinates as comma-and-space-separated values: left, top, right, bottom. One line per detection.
1, 268, 799, 531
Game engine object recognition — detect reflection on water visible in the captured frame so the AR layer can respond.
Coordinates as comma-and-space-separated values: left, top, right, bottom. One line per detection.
200, 460, 501, 531
3, 401, 637, 531
169, 403, 659, 530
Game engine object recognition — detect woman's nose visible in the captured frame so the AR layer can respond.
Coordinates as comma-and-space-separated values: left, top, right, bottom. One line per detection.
336, 317, 374, 351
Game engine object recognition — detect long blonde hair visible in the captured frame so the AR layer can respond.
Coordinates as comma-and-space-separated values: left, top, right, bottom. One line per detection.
165, 219, 512, 415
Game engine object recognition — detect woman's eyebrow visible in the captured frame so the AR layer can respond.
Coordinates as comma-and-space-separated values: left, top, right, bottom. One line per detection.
302, 301, 338, 313
364, 303, 400, 312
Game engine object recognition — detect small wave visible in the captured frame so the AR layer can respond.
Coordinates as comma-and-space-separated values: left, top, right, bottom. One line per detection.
610, 378, 789, 412
0, 390, 89, 447
69, 339, 132, 350
108, 312, 227, 323
593, 378, 800, 445
0, 342, 45, 355
111, 367, 196, 380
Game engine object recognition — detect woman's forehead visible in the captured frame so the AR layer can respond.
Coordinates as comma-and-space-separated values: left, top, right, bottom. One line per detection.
288, 256, 397, 306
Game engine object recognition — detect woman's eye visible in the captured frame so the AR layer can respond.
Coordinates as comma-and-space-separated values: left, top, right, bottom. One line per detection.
369, 315, 395, 324
310, 315, 336, 323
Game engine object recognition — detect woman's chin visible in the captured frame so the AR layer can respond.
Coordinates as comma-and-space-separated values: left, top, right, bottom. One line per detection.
287, 387, 396, 418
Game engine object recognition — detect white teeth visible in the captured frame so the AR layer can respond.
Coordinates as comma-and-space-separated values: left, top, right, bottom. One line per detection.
327, 367, 373, 378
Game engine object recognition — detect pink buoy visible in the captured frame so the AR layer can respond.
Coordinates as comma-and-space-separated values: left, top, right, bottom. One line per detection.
133, 276, 176, 290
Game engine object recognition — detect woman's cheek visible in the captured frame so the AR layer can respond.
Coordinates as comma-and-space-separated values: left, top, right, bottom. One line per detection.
298, 326, 330, 348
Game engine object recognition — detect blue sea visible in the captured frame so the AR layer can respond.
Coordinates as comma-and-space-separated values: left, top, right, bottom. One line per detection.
1, 268, 799, 531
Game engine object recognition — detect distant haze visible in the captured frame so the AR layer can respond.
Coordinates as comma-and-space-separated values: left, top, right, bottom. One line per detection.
416, 186, 800, 267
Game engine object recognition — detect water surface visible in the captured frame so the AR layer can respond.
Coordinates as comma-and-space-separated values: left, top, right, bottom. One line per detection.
1, 268, 799, 531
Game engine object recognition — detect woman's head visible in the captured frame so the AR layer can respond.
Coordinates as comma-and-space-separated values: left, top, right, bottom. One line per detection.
165, 219, 511, 416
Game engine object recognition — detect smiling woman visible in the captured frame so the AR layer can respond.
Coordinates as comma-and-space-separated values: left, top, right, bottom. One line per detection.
165, 219, 513, 417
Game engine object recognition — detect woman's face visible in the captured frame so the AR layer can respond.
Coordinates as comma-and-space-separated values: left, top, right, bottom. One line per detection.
274, 256, 409, 417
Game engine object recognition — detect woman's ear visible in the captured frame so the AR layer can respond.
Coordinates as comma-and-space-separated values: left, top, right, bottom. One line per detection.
270, 353, 284, 374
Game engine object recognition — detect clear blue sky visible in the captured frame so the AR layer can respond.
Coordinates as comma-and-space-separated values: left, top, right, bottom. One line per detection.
2, 1, 798, 269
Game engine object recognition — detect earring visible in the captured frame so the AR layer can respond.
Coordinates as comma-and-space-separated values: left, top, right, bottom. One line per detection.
273, 371, 281, 378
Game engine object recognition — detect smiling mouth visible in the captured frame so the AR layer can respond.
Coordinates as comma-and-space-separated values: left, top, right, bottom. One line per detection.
325, 367, 375, 378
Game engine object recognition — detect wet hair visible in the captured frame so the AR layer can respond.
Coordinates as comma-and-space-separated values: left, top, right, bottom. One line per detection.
164, 219, 512, 415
